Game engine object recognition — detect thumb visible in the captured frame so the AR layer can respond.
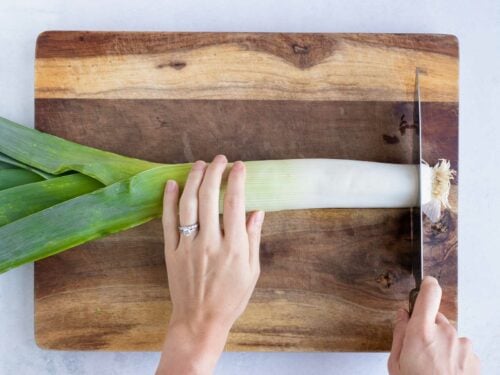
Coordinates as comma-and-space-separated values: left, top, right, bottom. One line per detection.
388, 308, 410, 374
247, 211, 265, 270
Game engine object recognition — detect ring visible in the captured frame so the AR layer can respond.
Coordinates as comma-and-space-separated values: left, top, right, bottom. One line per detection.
178, 223, 199, 237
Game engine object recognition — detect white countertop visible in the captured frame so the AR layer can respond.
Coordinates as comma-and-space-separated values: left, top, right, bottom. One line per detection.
1, 0, 499, 373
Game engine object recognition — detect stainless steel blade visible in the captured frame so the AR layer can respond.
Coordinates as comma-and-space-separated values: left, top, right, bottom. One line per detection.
409, 68, 425, 314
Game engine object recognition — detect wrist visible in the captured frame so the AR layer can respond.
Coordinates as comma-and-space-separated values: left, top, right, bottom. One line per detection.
157, 316, 231, 375
169, 311, 233, 338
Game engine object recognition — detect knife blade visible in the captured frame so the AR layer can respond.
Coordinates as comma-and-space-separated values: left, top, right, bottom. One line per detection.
409, 68, 425, 315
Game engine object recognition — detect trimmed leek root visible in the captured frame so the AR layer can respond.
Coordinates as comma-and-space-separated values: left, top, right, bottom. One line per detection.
0, 117, 454, 274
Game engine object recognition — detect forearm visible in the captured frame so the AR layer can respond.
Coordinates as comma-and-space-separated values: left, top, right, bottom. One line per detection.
156, 319, 230, 375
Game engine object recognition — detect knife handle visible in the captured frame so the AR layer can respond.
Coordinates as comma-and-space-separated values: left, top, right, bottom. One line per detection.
409, 288, 419, 316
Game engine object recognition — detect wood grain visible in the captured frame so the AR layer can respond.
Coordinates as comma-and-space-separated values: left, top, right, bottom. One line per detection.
36, 32, 459, 59
34, 32, 458, 351
35, 32, 458, 102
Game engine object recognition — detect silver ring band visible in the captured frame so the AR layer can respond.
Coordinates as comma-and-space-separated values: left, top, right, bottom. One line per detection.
178, 223, 199, 237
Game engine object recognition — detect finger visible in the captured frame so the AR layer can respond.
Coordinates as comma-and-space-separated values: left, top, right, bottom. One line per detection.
198, 155, 228, 236
162, 180, 180, 255
459, 337, 472, 353
458, 337, 476, 372
247, 211, 265, 269
179, 160, 206, 233
436, 312, 450, 325
223, 161, 247, 240
411, 276, 442, 327
389, 308, 410, 368
465, 353, 481, 374
469, 356, 481, 374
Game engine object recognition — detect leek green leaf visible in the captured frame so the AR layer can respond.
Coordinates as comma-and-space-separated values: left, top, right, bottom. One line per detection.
0, 161, 15, 169
0, 169, 44, 191
0, 174, 103, 226
0, 117, 160, 185
0, 164, 191, 274
0, 152, 55, 179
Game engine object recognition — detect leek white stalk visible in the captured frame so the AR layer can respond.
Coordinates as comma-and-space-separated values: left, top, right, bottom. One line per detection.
238, 159, 453, 222
242, 159, 419, 211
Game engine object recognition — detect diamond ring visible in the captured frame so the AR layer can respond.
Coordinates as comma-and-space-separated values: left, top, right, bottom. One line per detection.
178, 223, 199, 237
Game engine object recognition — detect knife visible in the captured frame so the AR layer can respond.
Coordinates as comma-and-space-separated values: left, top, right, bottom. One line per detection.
409, 68, 424, 315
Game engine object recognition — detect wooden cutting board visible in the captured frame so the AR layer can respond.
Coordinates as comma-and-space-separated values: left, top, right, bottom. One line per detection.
33, 32, 458, 351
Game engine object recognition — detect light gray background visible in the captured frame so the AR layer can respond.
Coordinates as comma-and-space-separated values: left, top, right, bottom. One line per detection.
0, 0, 499, 374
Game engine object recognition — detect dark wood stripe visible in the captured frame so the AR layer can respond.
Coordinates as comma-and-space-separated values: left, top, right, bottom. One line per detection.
35, 99, 458, 172
36, 32, 458, 66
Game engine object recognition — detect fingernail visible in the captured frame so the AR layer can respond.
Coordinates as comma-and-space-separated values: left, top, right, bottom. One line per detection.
423, 276, 438, 284
215, 154, 227, 163
192, 160, 206, 171
254, 211, 265, 225
232, 161, 244, 171
166, 180, 176, 192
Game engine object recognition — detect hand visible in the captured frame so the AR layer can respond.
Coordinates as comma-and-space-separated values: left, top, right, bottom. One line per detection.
388, 276, 480, 375
156, 155, 265, 375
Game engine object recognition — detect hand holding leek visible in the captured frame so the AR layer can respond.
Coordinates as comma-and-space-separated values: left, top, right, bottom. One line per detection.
156, 157, 264, 374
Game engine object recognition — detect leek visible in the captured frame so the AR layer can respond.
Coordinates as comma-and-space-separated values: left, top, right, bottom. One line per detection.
0, 173, 103, 226
0, 169, 44, 191
0, 117, 453, 274
0, 117, 160, 185
0, 160, 420, 273
0, 152, 55, 179
0, 161, 15, 169
0, 165, 189, 273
